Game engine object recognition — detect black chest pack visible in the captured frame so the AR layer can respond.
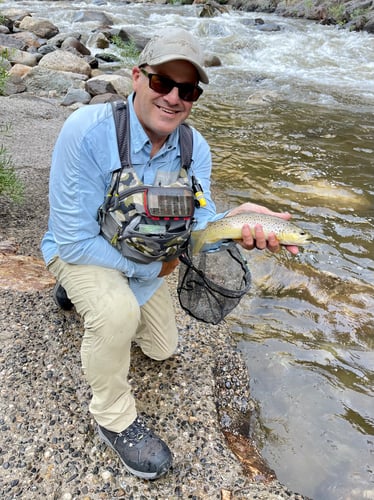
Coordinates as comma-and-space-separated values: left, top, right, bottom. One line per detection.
98, 101, 199, 264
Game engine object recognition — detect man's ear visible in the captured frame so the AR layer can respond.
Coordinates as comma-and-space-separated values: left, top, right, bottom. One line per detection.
132, 67, 142, 90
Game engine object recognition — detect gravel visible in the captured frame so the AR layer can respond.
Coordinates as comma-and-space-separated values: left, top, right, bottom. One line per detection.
0, 95, 309, 499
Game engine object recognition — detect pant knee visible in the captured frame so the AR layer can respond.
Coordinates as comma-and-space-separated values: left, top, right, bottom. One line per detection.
85, 291, 140, 340
138, 327, 178, 361
148, 345, 176, 361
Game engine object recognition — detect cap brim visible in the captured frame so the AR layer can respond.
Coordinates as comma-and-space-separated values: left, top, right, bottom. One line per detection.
146, 55, 209, 84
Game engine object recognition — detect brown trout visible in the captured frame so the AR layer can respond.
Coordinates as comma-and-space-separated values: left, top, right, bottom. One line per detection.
191, 212, 311, 254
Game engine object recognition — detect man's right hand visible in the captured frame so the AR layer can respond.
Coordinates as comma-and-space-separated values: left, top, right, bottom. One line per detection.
158, 258, 180, 277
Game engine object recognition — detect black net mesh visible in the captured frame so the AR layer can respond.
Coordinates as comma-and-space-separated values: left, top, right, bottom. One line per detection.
177, 244, 251, 324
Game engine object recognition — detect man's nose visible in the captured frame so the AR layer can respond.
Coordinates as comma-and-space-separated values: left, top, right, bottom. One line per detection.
164, 85, 180, 103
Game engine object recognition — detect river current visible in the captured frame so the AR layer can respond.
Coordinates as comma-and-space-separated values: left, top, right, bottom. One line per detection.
3, 1, 373, 499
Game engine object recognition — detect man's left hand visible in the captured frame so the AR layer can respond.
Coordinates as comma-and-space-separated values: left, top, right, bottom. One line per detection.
228, 202, 299, 255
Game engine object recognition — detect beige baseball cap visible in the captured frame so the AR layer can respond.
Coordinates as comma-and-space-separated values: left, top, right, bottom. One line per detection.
138, 28, 209, 84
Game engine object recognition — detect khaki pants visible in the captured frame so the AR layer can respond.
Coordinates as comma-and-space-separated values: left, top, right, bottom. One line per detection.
48, 257, 178, 432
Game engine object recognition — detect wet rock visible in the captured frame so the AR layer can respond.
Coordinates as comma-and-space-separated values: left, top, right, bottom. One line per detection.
1, 9, 32, 25
86, 32, 110, 50
256, 22, 281, 31
19, 16, 59, 39
61, 37, 91, 57
204, 53, 222, 67
47, 31, 85, 49
94, 52, 121, 63
198, 1, 230, 17
364, 14, 374, 32
84, 55, 99, 69
72, 10, 114, 26
38, 44, 56, 56
85, 74, 132, 98
0, 15, 13, 32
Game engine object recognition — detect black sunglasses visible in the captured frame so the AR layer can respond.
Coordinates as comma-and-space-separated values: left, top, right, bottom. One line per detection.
141, 68, 203, 102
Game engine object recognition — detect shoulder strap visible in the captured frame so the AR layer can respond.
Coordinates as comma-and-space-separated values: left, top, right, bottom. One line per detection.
111, 101, 193, 171
111, 100, 131, 169
179, 122, 193, 170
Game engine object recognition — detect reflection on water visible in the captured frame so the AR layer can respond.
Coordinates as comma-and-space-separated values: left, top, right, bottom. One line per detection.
192, 97, 374, 499
3, 1, 373, 498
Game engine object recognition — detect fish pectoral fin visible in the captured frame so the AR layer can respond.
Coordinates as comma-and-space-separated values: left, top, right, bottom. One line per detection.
190, 230, 204, 255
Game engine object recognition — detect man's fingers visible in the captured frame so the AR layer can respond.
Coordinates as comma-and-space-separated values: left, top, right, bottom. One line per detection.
253, 224, 267, 250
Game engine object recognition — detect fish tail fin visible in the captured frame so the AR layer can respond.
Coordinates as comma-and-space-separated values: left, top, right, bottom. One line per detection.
190, 229, 204, 255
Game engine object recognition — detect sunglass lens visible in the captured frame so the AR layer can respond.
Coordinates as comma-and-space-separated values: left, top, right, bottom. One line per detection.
149, 74, 173, 95
148, 74, 202, 102
179, 84, 202, 102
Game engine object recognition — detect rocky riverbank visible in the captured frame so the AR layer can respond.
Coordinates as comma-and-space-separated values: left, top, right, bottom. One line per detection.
1, 1, 373, 104
226, 0, 374, 33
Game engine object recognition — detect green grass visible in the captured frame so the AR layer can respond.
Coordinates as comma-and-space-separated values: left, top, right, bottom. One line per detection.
0, 48, 10, 96
0, 43, 24, 202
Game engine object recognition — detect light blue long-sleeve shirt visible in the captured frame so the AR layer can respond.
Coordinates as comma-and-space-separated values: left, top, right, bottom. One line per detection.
41, 93, 225, 305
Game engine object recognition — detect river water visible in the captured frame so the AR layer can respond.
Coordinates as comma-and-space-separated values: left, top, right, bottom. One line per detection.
4, 1, 373, 498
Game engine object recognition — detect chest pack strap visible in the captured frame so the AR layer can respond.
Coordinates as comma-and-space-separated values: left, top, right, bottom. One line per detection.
111, 100, 193, 171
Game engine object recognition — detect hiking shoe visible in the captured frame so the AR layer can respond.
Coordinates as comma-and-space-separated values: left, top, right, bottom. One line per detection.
53, 282, 73, 310
97, 416, 172, 480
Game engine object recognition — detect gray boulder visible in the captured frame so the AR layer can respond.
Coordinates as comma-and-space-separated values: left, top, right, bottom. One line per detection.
19, 16, 59, 39
0, 46, 39, 67
38, 49, 91, 76
72, 10, 114, 26
61, 87, 92, 106
85, 74, 133, 97
61, 37, 91, 56
22, 66, 88, 96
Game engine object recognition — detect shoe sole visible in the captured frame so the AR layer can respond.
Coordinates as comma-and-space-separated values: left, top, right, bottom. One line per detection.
97, 425, 169, 480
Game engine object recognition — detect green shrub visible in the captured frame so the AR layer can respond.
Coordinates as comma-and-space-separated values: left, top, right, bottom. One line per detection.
351, 7, 369, 18
111, 36, 140, 61
0, 129, 24, 202
328, 3, 347, 24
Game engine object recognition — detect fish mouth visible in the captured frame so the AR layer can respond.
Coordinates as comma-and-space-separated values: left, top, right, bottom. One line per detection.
295, 233, 311, 245
281, 232, 311, 245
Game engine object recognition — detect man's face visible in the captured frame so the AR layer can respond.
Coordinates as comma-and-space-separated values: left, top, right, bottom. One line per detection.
132, 59, 199, 143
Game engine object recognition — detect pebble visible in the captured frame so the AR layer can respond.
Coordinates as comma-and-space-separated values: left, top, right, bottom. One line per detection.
100, 470, 112, 482
60, 493, 73, 500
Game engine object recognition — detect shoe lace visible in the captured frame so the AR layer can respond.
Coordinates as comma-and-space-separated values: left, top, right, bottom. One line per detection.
120, 417, 150, 446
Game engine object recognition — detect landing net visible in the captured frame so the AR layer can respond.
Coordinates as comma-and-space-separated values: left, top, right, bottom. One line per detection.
177, 244, 251, 325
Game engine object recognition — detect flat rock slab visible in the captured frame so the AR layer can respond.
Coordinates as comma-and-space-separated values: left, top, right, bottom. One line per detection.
0, 253, 54, 291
